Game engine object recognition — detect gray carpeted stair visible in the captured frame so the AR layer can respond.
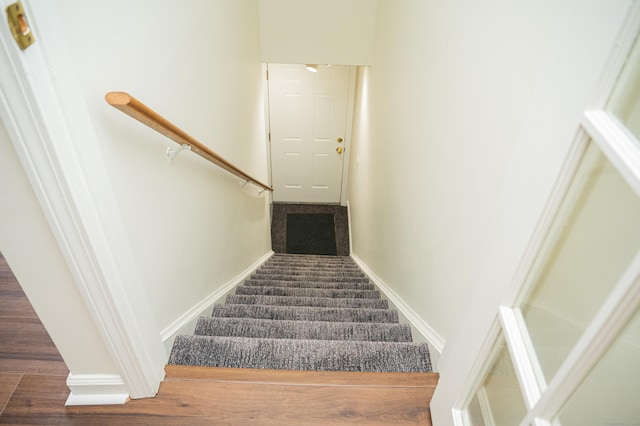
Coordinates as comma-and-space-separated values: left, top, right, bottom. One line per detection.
169, 253, 432, 373
212, 303, 399, 323
194, 317, 413, 342
234, 285, 381, 299
243, 278, 374, 290
225, 294, 389, 309
170, 335, 431, 372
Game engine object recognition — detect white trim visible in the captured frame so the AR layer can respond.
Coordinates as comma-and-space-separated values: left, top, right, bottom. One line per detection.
160, 251, 274, 351
0, 1, 166, 398
499, 307, 542, 409
585, 0, 640, 109
582, 110, 640, 197
345, 200, 354, 255
65, 374, 129, 406
262, 63, 274, 206
351, 254, 445, 354
340, 66, 357, 206
451, 409, 467, 426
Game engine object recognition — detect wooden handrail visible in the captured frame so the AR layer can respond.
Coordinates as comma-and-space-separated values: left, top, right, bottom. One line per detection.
105, 92, 273, 192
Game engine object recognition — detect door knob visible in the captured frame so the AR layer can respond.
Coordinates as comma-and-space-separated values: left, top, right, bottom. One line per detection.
336, 147, 343, 154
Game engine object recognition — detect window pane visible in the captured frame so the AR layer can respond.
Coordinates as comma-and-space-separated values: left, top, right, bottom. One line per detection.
555, 307, 640, 425
467, 392, 486, 426
474, 338, 527, 426
521, 141, 640, 382
608, 34, 640, 144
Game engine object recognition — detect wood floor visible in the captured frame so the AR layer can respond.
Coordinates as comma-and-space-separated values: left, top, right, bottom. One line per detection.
0, 252, 438, 424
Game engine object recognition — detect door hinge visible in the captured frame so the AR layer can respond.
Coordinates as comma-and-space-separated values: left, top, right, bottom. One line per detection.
6, 1, 35, 50
268, 132, 271, 141
266, 70, 269, 80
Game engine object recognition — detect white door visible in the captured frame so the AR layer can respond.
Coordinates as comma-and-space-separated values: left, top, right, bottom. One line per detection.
268, 64, 353, 203
433, 4, 640, 425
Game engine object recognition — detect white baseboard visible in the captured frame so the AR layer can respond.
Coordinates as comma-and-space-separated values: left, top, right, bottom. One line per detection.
160, 251, 274, 355
65, 374, 130, 406
351, 254, 446, 355
345, 201, 353, 255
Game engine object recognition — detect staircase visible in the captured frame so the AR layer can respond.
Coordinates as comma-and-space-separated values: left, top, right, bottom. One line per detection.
169, 253, 432, 373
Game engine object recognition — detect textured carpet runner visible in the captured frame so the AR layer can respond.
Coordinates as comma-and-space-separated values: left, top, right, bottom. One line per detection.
169, 254, 432, 373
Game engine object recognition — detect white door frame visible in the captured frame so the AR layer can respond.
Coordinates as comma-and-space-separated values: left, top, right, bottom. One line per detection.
265, 63, 356, 206
0, 1, 166, 401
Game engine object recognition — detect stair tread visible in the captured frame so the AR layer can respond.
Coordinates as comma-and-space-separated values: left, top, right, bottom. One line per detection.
195, 317, 413, 342
169, 335, 432, 373
252, 273, 369, 283
212, 304, 399, 323
262, 261, 361, 268
271, 254, 352, 260
234, 285, 381, 299
244, 278, 374, 290
225, 294, 388, 309
257, 268, 365, 277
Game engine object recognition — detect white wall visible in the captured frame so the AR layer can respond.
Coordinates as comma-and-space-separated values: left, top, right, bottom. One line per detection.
348, 0, 630, 421
259, 0, 376, 65
40, 0, 271, 348
0, 119, 120, 375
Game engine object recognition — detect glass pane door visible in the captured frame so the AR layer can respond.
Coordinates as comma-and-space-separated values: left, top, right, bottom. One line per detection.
464, 21, 640, 424
469, 335, 528, 426
555, 306, 640, 426
521, 140, 640, 384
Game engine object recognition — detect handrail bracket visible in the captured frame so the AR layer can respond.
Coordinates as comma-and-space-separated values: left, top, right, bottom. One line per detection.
166, 144, 191, 164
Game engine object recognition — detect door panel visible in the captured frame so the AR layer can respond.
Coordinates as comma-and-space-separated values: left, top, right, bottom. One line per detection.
314, 95, 332, 140
312, 154, 330, 188
269, 64, 352, 203
283, 153, 302, 189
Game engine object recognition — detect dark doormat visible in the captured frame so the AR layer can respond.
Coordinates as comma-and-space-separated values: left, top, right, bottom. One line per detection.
271, 203, 349, 256
286, 214, 337, 255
